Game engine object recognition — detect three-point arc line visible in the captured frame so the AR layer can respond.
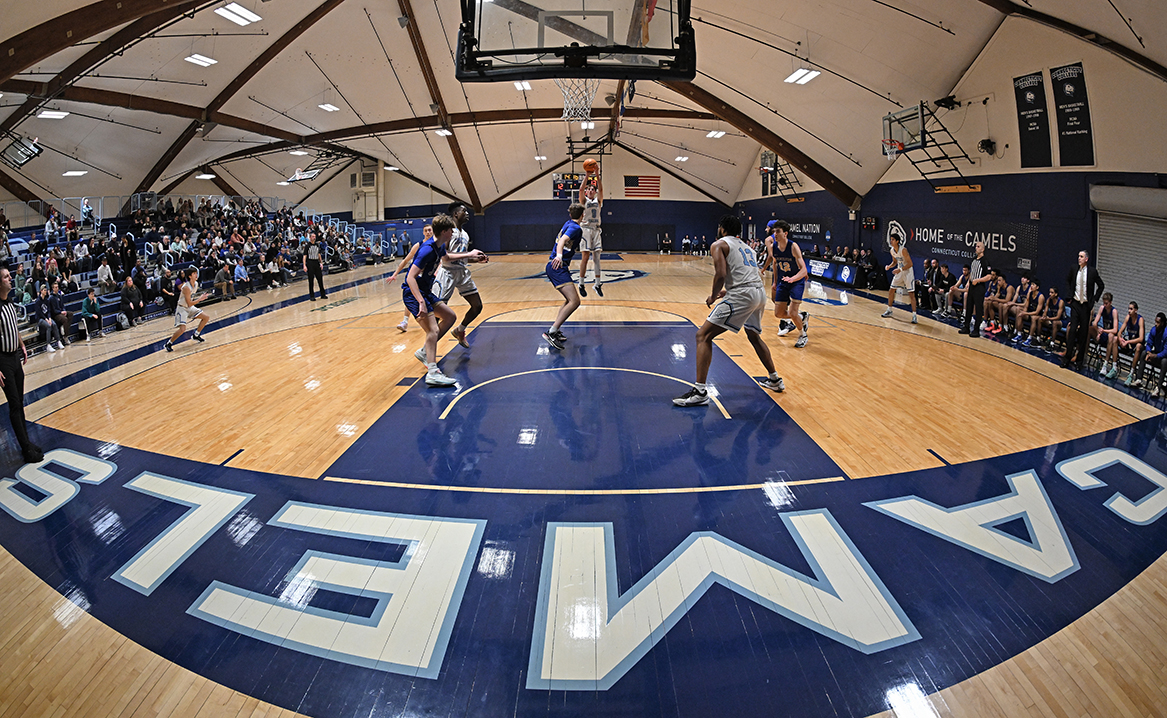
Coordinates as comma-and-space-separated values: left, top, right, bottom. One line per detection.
437, 367, 733, 421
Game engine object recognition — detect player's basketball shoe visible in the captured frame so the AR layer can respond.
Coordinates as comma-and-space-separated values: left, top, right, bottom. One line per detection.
425, 369, 457, 387
578, 283, 587, 297
881, 308, 893, 318
594, 283, 603, 297
542, 331, 564, 350
397, 319, 408, 332
414, 347, 427, 364
673, 386, 710, 406
777, 320, 795, 336
795, 333, 808, 349
452, 326, 470, 348
758, 377, 785, 392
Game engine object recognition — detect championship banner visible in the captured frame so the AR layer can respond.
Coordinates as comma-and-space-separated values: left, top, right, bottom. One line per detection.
1050, 62, 1095, 167
884, 217, 1039, 274
1014, 72, 1053, 168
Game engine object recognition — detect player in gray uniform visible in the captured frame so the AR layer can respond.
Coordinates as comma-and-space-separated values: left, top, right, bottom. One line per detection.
433, 202, 489, 347
881, 231, 918, 324
576, 178, 604, 298
674, 215, 785, 406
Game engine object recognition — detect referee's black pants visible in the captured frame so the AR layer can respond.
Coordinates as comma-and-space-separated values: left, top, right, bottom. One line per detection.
0, 351, 34, 454
306, 259, 326, 299
963, 284, 986, 334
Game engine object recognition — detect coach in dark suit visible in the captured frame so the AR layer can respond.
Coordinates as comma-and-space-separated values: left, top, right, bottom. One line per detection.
1062, 249, 1104, 370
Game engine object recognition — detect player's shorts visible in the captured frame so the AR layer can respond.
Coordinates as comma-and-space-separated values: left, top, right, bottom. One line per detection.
546, 261, 573, 288
891, 267, 915, 291
707, 286, 766, 334
174, 304, 204, 327
403, 288, 441, 317
580, 226, 602, 253
773, 279, 805, 304
434, 264, 478, 302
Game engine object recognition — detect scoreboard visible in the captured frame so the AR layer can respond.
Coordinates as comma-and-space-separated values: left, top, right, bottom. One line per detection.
553, 173, 583, 200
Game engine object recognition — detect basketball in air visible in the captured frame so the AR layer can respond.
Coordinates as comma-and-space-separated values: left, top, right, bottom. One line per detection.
583, 158, 599, 175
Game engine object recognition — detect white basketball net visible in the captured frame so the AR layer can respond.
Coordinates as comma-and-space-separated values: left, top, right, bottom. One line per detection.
554, 77, 601, 123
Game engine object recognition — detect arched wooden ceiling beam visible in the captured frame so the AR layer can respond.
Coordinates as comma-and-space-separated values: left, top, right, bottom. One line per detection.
0, 0, 205, 84
973, 0, 1167, 83
397, 0, 481, 211
0, 2, 207, 137
658, 80, 861, 209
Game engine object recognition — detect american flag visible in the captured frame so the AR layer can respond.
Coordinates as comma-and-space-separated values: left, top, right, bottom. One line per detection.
624, 175, 660, 198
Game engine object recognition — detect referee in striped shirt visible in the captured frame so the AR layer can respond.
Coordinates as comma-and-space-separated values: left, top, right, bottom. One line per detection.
0, 267, 44, 464
959, 241, 993, 338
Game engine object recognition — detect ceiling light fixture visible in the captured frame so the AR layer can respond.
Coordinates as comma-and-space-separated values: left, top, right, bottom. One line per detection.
534, 155, 547, 161
289, 150, 309, 156
514, 81, 532, 91
37, 110, 70, 119
214, 2, 261, 26
796, 70, 821, 85
384, 165, 399, 171
318, 103, 340, 112
185, 54, 218, 67
62, 170, 88, 177
706, 130, 726, 138
580, 121, 595, 130
675, 156, 689, 162
784, 68, 811, 84
435, 129, 453, 136
196, 173, 217, 180
276, 181, 290, 186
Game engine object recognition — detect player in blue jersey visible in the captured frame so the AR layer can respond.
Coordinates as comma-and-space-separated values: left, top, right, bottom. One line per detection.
404, 214, 486, 386
762, 220, 809, 348
542, 203, 585, 350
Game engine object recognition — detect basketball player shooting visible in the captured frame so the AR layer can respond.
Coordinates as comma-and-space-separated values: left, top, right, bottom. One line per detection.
577, 159, 604, 298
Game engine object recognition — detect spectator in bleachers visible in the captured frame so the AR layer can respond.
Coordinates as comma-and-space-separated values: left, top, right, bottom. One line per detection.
49, 281, 72, 344
1089, 292, 1119, 375
82, 198, 95, 228
1111, 301, 1145, 382
45, 213, 59, 242
12, 263, 25, 297
65, 215, 76, 237
61, 268, 78, 294
120, 276, 145, 326
73, 238, 90, 272
370, 239, 383, 264
0, 209, 9, 233
97, 257, 117, 294
233, 259, 253, 294
214, 263, 236, 299
119, 235, 137, 273
44, 253, 58, 280
78, 288, 101, 340
158, 267, 178, 314
0, 234, 10, 269
131, 259, 152, 302
1130, 312, 1167, 394
260, 257, 283, 288
35, 286, 63, 352
31, 258, 47, 295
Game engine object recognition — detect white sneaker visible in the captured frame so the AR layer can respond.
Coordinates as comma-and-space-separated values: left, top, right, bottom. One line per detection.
758, 377, 785, 392
777, 320, 794, 337
672, 386, 710, 406
911, 313, 918, 324
881, 308, 893, 318
46, 343, 57, 353
794, 333, 808, 349
397, 320, 408, 332
414, 347, 427, 364
425, 369, 457, 387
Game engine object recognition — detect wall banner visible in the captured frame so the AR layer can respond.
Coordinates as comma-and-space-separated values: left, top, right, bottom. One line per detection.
1050, 62, 1095, 167
885, 217, 1040, 274
1014, 72, 1053, 168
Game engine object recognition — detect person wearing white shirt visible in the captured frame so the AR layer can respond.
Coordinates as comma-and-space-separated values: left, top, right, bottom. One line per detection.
96, 257, 116, 294
73, 240, 90, 272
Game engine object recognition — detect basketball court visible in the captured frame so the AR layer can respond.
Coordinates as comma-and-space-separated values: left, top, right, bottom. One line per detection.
3, 0, 1167, 716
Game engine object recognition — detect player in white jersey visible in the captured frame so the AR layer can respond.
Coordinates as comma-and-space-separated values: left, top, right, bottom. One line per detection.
576, 179, 604, 297
674, 216, 785, 406
386, 224, 431, 331
164, 267, 210, 352
881, 231, 918, 323
432, 202, 488, 347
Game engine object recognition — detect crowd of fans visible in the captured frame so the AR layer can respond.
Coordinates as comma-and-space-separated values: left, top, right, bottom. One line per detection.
0, 197, 381, 350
